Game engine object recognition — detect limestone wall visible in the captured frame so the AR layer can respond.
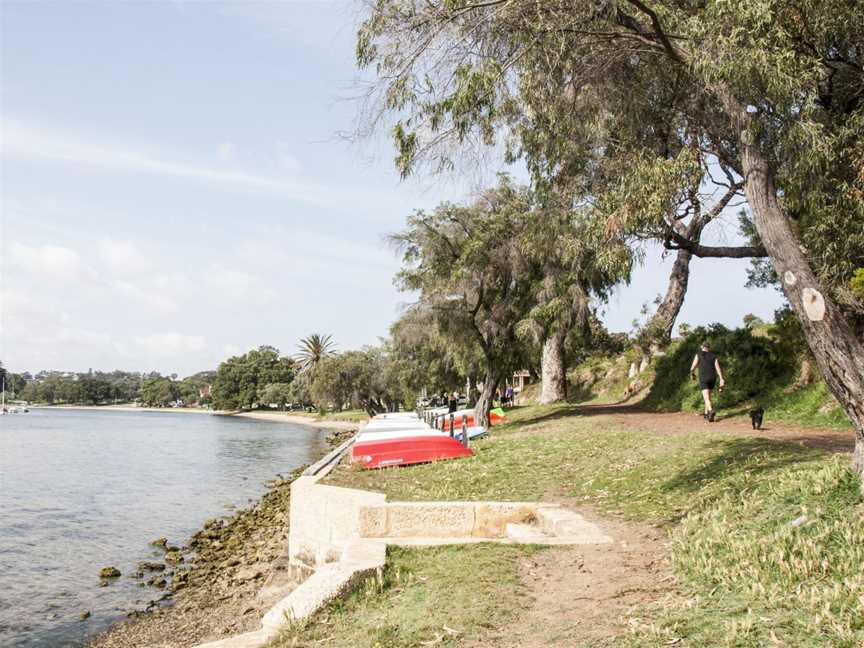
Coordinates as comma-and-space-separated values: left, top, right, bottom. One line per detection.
287, 476, 385, 570
359, 501, 537, 539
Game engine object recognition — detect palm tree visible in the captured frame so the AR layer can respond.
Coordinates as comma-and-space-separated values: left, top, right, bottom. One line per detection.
296, 334, 336, 373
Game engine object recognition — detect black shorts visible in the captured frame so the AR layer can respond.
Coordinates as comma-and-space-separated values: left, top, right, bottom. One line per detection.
700, 378, 716, 390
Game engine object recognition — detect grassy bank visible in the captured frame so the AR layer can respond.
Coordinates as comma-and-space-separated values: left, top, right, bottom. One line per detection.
317, 405, 862, 647
270, 544, 539, 648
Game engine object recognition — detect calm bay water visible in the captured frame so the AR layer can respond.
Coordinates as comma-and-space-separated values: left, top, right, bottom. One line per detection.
0, 408, 329, 648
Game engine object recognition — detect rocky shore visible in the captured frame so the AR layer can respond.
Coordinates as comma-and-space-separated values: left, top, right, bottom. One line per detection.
87, 428, 354, 648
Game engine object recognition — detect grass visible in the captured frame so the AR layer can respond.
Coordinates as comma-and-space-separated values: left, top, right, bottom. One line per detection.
267, 543, 541, 648
321, 404, 863, 647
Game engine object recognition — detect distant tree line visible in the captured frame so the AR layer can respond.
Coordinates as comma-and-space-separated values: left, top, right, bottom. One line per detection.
4, 365, 216, 408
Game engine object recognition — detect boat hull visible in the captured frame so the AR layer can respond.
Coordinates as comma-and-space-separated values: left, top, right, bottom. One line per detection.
351, 435, 473, 469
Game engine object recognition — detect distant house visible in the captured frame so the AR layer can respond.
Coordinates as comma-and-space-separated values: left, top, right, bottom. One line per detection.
512, 369, 532, 393
199, 385, 212, 399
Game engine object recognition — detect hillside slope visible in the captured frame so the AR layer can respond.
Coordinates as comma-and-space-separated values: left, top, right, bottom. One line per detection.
530, 323, 851, 429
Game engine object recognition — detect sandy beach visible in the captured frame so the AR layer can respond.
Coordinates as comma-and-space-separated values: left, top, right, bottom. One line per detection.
231, 410, 364, 431
28, 406, 364, 432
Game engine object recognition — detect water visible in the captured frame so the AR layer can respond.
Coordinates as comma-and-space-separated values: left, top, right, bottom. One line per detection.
0, 408, 329, 648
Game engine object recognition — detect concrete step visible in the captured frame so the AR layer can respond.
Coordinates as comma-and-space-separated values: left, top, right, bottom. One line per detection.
535, 507, 613, 544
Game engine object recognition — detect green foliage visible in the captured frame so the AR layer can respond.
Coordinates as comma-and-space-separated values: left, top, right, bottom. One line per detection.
392, 178, 539, 399
851, 268, 864, 301
295, 333, 336, 374
140, 377, 180, 407
388, 306, 467, 405
211, 346, 295, 411
644, 324, 793, 412
310, 347, 402, 414
258, 382, 292, 410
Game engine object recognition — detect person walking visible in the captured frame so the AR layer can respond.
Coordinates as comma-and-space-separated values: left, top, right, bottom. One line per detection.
447, 391, 458, 414
690, 341, 725, 422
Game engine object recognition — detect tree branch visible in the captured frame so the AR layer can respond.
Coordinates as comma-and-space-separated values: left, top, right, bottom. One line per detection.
664, 229, 766, 258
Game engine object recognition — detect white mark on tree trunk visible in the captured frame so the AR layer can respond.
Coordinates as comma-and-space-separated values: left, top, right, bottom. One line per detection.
628, 362, 637, 379
639, 356, 649, 373
802, 288, 826, 321
784, 271, 797, 286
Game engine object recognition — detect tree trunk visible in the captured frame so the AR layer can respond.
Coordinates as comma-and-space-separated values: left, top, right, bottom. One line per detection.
739, 132, 864, 476
648, 247, 692, 343
475, 361, 499, 428
539, 329, 567, 404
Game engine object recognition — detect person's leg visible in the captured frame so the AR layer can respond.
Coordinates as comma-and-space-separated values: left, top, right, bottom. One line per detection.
701, 388, 713, 417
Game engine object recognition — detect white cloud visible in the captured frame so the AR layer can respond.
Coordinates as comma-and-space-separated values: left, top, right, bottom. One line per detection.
98, 239, 151, 275
134, 333, 206, 356
275, 142, 302, 174
201, 265, 277, 302
8, 242, 82, 277
112, 279, 179, 313
1, 119, 334, 205
216, 141, 236, 162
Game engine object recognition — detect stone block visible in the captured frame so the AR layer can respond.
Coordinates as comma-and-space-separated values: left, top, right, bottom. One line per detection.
358, 506, 388, 538
472, 503, 536, 538
384, 502, 475, 538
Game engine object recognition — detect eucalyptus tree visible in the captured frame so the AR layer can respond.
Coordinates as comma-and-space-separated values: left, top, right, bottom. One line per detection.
356, 0, 864, 476
519, 194, 631, 403
392, 178, 537, 426
389, 305, 473, 404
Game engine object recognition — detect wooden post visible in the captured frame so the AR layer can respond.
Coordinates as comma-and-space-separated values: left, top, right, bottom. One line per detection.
461, 414, 468, 448
449, 413, 455, 438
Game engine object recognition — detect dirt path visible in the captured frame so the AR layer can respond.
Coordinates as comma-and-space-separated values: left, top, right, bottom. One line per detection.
576, 403, 853, 454
472, 509, 673, 648
471, 406, 851, 647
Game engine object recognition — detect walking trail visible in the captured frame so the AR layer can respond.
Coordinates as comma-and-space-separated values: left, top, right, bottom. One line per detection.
470, 403, 852, 647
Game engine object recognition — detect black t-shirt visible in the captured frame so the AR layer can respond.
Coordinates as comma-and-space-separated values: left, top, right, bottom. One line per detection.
448, 398, 457, 413
698, 351, 717, 382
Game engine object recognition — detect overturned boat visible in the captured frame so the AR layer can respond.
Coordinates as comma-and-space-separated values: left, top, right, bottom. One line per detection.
351, 413, 477, 469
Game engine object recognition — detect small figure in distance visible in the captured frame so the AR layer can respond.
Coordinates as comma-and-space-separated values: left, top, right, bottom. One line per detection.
749, 407, 765, 430
690, 341, 726, 422
448, 391, 458, 414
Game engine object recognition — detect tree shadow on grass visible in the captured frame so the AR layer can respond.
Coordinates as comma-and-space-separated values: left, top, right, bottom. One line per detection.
658, 437, 821, 520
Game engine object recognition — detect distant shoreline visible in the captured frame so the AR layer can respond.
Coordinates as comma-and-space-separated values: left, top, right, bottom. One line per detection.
28, 404, 363, 432
29, 404, 212, 414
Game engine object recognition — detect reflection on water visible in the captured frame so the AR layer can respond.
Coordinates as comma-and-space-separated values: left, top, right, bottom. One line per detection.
0, 409, 328, 648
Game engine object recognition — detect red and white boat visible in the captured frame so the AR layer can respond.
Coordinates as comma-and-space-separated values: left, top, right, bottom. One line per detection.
434, 408, 506, 432
351, 416, 474, 469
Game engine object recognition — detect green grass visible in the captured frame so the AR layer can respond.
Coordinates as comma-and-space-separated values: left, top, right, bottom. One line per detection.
322, 405, 863, 647
267, 544, 540, 648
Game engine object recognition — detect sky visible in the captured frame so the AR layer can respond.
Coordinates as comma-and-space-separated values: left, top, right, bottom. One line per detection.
0, 1, 786, 377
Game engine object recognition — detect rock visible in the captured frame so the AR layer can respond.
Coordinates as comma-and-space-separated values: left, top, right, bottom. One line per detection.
129, 571, 144, 579
164, 551, 184, 565
138, 561, 165, 572
150, 537, 168, 548
233, 566, 263, 582
147, 576, 167, 588
166, 545, 181, 553
79, 611, 91, 621
790, 515, 808, 527
99, 566, 121, 579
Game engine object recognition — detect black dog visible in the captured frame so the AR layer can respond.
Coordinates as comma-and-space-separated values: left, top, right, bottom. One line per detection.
749, 407, 765, 430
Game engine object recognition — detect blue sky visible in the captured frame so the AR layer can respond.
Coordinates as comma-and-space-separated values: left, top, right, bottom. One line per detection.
0, 1, 785, 377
